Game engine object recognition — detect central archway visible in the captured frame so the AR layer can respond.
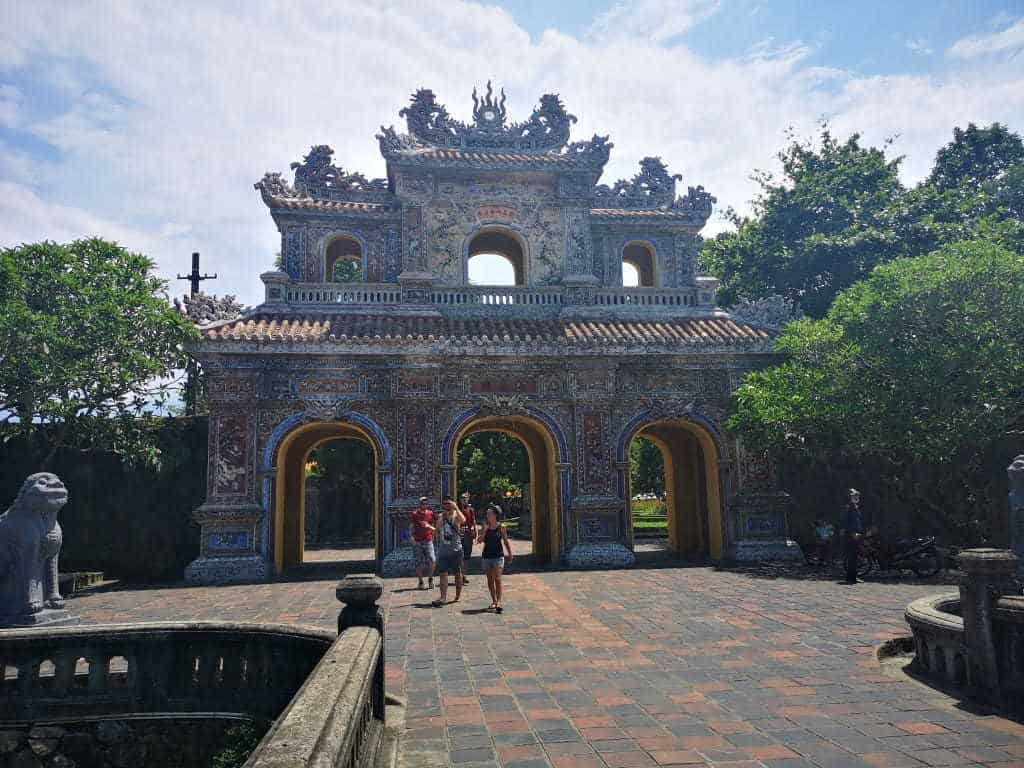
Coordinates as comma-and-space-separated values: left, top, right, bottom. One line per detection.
442, 409, 567, 563
270, 418, 390, 573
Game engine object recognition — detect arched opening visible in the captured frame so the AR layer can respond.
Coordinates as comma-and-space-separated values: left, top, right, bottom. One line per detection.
303, 438, 375, 562
450, 414, 560, 563
622, 242, 656, 287
272, 421, 383, 573
457, 432, 531, 556
625, 419, 723, 558
325, 236, 363, 283
467, 229, 526, 286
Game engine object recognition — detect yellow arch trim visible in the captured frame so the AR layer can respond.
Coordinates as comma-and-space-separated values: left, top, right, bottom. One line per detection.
272, 420, 381, 574
447, 414, 561, 561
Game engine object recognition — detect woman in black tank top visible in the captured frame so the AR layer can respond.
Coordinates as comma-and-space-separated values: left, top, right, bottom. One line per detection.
476, 503, 513, 613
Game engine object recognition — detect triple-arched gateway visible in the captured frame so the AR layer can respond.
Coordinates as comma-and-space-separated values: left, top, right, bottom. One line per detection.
185, 85, 801, 582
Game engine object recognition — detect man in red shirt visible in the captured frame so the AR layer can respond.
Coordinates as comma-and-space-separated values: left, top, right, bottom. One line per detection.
409, 496, 436, 590
459, 491, 477, 587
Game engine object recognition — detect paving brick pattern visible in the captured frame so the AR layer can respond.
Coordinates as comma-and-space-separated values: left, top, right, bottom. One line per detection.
66, 566, 1024, 768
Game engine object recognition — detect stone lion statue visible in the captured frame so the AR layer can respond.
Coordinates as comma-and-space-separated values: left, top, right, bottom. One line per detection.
0, 473, 68, 617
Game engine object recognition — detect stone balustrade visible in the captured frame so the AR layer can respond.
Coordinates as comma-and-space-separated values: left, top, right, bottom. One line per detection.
263, 272, 715, 315
905, 548, 1023, 711
0, 574, 389, 768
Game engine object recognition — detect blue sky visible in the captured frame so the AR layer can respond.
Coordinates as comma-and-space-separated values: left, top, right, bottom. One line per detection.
2, 1, 1023, 304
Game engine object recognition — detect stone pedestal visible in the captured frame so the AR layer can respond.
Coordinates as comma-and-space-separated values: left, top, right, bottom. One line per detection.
730, 491, 803, 562
0, 608, 79, 628
336, 574, 385, 721
1008, 456, 1024, 571
957, 548, 1020, 694
185, 502, 270, 582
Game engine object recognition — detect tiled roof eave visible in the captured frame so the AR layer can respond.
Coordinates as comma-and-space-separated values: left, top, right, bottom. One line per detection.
386, 150, 605, 172
260, 194, 399, 217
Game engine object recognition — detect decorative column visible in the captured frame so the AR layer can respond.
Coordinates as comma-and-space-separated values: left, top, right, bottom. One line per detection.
1009, 456, 1024, 570
398, 205, 433, 304
185, 405, 270, 583
957, 548, 1019, 694
729, 441, 803, 562
336, 574, 386, 722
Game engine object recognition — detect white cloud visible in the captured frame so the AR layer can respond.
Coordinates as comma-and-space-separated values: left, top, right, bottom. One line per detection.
948, 17, 1024, 59
906, 38, 933, 55
588, 0, 721, 44
0, 2, 1022, 305
0, 83, 20, 128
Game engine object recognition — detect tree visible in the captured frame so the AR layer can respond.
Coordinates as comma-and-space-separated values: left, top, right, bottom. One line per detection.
456, 432, 529, 503
927, 123, 1024, 193
630, 437, 664, 495
729, 240, 1024, 543
702, 125, 904, 317
0, 239, 197, 468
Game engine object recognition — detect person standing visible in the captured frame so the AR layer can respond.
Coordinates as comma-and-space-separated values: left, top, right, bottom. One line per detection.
432, 498, 465, 607
477, 503, 514, 613
843, 488, 864, 585
409, 496, 436, 591
458, 491, 477, 587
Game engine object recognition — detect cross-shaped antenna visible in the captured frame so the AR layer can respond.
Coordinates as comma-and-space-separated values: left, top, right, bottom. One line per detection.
177, 252, 217, 296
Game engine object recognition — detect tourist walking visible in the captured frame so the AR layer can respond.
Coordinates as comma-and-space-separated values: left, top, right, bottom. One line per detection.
459, 491, 477, 587
843, 488, 864, 584
432, 498, 465, 607
477, 503, 513, 613
409, 496, 436, 590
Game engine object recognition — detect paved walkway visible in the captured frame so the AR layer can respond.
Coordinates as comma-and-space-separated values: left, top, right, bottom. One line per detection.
65, 565, 1024, 768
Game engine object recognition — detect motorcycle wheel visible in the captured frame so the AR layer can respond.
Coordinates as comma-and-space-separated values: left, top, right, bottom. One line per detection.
911, 554, 941, 578
858, 554, 873, 578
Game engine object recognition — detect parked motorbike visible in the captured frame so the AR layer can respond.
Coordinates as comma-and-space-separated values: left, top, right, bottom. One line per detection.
861, 528, 942, 578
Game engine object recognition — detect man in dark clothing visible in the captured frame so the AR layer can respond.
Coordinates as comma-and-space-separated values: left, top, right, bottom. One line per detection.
843, 488, 864, 584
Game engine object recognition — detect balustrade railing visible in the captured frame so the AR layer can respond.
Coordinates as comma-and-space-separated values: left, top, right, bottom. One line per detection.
432, 285, 565, 307
283, 283, 403, 305
594, 286, 698, 307
0, 622, 333, 722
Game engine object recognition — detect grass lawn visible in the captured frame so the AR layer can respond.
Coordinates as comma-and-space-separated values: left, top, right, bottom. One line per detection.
632, 499, 667, 535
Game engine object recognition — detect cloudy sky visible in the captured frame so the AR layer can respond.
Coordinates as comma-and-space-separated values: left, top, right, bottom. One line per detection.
2, 0, 1023, 305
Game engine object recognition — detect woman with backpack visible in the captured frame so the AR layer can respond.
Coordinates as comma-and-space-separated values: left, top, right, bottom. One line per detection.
431, 498, 465, 607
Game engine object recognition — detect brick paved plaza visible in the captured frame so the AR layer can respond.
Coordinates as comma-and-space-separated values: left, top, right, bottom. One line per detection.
69, 566, 1024, 768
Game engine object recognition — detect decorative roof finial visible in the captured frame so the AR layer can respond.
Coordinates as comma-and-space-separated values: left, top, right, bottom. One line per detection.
472, 81, 507, 128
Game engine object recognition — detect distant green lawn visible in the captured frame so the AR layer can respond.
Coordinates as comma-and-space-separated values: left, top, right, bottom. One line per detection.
632, 499, 668, 534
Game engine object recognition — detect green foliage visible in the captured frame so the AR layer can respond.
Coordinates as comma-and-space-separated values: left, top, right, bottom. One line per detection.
702, 125, 904, 317
629, 437, 664, 494
703, 121, 1024, 318
332, 258, 362, 283
211, 722, 266, 768
730, 241, 1024, 543
306, 438, 374, 541
0, 239, 197, 469
456, 432, 529, 503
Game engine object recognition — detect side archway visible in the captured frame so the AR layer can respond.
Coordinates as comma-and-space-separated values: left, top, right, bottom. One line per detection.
262, 412, 393, 574
441, 406, 569, 563
616, 411, 725, 559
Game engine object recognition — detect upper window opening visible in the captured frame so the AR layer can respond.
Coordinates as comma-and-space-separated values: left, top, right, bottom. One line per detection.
622, 243, 656, 287
326, 236, 362, 283
467, 229, 525, 286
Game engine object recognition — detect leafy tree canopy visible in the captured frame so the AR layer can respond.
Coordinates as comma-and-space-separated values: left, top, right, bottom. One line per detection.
702, 125, 904, 317
630, 437, 664, 495
703, 122, 1024, 317
0, 239, 197, 468
729, 240, 1024, 540
456, 431, 529, 503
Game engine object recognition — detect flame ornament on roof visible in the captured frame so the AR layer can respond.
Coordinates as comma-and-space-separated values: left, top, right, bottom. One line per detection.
390, 83, 580, 153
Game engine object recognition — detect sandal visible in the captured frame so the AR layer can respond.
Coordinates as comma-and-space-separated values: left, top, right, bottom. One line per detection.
431, 599, 443, 607
495, 605, 503, 614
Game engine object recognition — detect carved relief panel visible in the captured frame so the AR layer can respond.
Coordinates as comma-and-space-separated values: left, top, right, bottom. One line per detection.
209, 411, 254, 500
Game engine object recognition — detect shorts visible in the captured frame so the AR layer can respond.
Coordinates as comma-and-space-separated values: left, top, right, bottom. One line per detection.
481, 557, 504, 573
413, 540, 435, 567
437, 549, 462, 574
